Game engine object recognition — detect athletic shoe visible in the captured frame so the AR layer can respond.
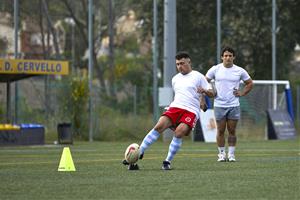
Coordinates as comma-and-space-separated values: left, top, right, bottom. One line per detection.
139, 152, 144, 160
128, 163, 139, 170
217, 153, 226, 162
228, 154, 236, 162
161, 161, 171, 170
122, 159, 129, 165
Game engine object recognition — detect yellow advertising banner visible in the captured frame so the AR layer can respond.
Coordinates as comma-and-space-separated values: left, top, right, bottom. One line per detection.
0, 59, 69, 75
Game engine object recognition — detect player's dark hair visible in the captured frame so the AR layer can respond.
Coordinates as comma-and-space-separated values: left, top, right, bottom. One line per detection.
221, 46, 235, 56
175, 51, 190, 60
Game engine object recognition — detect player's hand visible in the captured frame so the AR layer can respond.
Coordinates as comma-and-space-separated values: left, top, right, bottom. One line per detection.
197, 87, 206, 94
233, 88, 243, 97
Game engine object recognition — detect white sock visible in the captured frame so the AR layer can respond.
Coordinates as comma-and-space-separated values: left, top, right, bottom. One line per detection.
218, 147, 226, 154
139, 129, 160, 155
165, 136, 182, 162
228, 146, 235, 155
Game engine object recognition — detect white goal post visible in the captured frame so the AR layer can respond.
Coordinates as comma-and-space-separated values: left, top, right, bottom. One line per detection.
253, 80, 290, 110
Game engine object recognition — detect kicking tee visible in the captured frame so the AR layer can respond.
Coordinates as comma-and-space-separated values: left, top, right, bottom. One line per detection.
206, 63, 251, 107
169, 70, 209, 119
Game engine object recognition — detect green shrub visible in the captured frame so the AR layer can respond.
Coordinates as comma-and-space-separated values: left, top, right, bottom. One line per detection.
58, 76, 89, 139
93, 105, 154, 141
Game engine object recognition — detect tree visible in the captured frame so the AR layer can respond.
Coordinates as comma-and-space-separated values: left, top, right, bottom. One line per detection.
221, 0, 300, 80
177, 0, 217, 72
174, 0, 300, 80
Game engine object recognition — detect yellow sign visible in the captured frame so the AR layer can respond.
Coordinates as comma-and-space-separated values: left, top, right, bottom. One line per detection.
0, 59, 69, 75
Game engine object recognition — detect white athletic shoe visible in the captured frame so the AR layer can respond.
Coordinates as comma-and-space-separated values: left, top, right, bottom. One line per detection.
228, 154, 236, 162
217, 153, 226, 162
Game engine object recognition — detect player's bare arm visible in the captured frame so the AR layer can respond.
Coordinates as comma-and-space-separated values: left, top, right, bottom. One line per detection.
200, 95, 208, 112
233, 79, 253, 97
197, 87, 214, 98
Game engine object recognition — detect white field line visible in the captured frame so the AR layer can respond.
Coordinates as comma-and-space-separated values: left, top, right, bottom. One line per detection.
0, 148, 299, 153
0, 152, 299, 167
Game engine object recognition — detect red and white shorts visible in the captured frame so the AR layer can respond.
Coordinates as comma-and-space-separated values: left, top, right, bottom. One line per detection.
162, 107, 197, 130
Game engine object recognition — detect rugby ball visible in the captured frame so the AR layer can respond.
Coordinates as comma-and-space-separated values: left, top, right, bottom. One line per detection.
124, 143, 140, 164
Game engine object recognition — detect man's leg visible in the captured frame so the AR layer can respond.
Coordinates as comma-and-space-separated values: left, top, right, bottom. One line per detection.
162, 136, 182, 170
216, 119, 227, 161
124, 116, 171, 169
140, 116, 171, 156
227, 119, 238, 162
162, 123, 190, 170
139, 129, 160, 155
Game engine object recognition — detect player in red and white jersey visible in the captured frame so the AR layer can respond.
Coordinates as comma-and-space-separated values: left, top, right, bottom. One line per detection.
123, 51, 214, 170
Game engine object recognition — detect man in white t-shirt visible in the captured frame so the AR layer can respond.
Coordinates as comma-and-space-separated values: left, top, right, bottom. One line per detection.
206, 46, 253, 162
123, 51, 214, 170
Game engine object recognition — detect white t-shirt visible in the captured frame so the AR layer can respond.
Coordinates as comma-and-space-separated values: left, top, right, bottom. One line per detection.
169, 70, 209, 119
206, 63, 251, 107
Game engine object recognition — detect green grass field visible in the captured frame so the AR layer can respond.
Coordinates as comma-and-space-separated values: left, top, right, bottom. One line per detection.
0, 138, 299, 200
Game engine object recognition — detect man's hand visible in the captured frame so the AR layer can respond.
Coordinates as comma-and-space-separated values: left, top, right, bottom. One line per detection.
197, 87, 206, 94
233, 88, 242, 97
